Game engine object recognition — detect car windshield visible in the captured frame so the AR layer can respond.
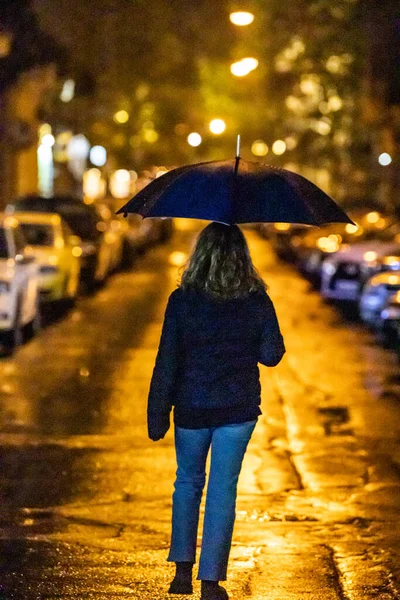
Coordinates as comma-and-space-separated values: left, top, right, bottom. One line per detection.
0, 228, 9, 258
19, 223, 54, 246
13, 196, 101, 241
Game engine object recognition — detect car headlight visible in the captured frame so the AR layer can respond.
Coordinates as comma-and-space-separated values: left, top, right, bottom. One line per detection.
0, 281, 11, 293
322, 262, 337, 276
363, 251, 378, 262
362, 293, 383, 309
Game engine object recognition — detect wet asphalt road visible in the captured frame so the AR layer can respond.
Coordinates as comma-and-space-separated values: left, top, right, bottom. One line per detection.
0, 220, 400, 600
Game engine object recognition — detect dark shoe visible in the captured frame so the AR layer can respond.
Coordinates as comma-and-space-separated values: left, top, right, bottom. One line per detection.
168, 576, 193, 594
168, 561, 194, 594
200, 580, 229, 600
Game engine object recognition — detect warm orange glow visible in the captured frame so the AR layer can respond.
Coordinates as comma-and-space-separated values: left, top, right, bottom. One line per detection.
187, 133, 202, 147
209, 119, 226, 134
366, 211, 380, 224
230, 57, 259, 77
251, 140, 268, 157
272, 140, 286, 155
229, 11, 254, 26
114, 110, 129, 124
169, 251, 187, 267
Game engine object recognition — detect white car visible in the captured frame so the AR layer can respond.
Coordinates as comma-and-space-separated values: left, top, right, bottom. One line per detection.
321, 225, 400, 302
0, 215, 40, 351
14, 212, 82, 304
95, 203, 124, 274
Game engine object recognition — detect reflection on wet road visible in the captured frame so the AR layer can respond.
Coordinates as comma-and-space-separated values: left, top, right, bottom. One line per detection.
0, 221, 399, 599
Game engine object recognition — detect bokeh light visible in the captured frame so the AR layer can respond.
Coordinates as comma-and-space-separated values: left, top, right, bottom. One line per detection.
230, 57, 259, 77
187, 132, 202, 147
209, 119, 226, 135
109, 169, 131, 199
229, 11, 254, 26
378, 152, 392, 166
272, 140, 287, 155
251, 140, 269, 157
41, 134, 55, 147
90, 145, 107, 167
114, 110, 129, 124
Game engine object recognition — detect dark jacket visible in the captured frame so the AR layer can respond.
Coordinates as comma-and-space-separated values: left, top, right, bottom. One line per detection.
147, 286, 286, 440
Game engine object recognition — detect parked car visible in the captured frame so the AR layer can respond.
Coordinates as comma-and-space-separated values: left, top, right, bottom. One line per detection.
358, 249, 400, 287
320, 222, 400, 302
14, 212, 82, 304
94, 202, 124, 273
260, 222, 310, 261
292, 211, 391, 282
381, 291, 400, 343
0, 215, 40, 352
9, 195, 115, 290
359, 271, 400, 332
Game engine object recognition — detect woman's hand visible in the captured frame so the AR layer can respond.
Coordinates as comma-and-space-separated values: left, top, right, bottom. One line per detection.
148, 419, 170, 441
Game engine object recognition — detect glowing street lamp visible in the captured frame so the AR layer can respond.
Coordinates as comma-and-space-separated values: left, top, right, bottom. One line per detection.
187, 132, 202, 147
229, 11, 254, 26
378, 153, 392, 166
109, 169, 131, 199
90, 145, 107, 167
41, 134, 55, 147
251, 140, 268, 157
114, 110, 129, 124
209, 119, 226, 135
230, 57, 259, 77
272, 140, 287, 155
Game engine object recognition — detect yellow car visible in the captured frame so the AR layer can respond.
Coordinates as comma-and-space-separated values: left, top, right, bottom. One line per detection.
14, 212, 82, 303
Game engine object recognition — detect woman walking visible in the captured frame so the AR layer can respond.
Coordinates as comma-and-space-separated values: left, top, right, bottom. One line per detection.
148, 222, 286, 599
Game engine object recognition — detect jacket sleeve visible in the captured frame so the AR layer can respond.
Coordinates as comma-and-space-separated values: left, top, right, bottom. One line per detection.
258, 293, 286, 367
147, 292, 180, 441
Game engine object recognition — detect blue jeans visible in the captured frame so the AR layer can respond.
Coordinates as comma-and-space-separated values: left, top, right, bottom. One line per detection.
166, 419, 258, 581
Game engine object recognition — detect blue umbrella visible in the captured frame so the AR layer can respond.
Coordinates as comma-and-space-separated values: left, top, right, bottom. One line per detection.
117, 141, 355, 226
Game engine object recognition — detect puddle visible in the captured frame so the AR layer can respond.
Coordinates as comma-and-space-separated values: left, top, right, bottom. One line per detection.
317, 406, 352, 435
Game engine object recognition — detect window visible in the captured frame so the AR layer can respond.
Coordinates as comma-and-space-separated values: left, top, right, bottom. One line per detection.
19, 223, 54, 247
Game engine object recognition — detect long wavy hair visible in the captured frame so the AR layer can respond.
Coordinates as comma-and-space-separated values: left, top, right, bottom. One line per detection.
180, 222, 267, 300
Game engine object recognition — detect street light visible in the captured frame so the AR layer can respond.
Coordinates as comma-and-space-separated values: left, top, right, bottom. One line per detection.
230, 57, 259, 77
272, 140, 286, 155
114, 110, 129, 124
251, 140, 268, 157
187, 133, 202, 147
209, 119, 226, 135
41, 134, 55, 147
229, 11, 254, 26
378, 153, 392, 166
109, 169, 131, 199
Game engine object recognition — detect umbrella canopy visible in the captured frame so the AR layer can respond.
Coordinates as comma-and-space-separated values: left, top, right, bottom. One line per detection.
116, 159, 355, 226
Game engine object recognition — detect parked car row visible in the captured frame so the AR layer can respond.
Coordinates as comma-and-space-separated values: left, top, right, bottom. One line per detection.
260, 209, 400, 347
0, 194, 173, 354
